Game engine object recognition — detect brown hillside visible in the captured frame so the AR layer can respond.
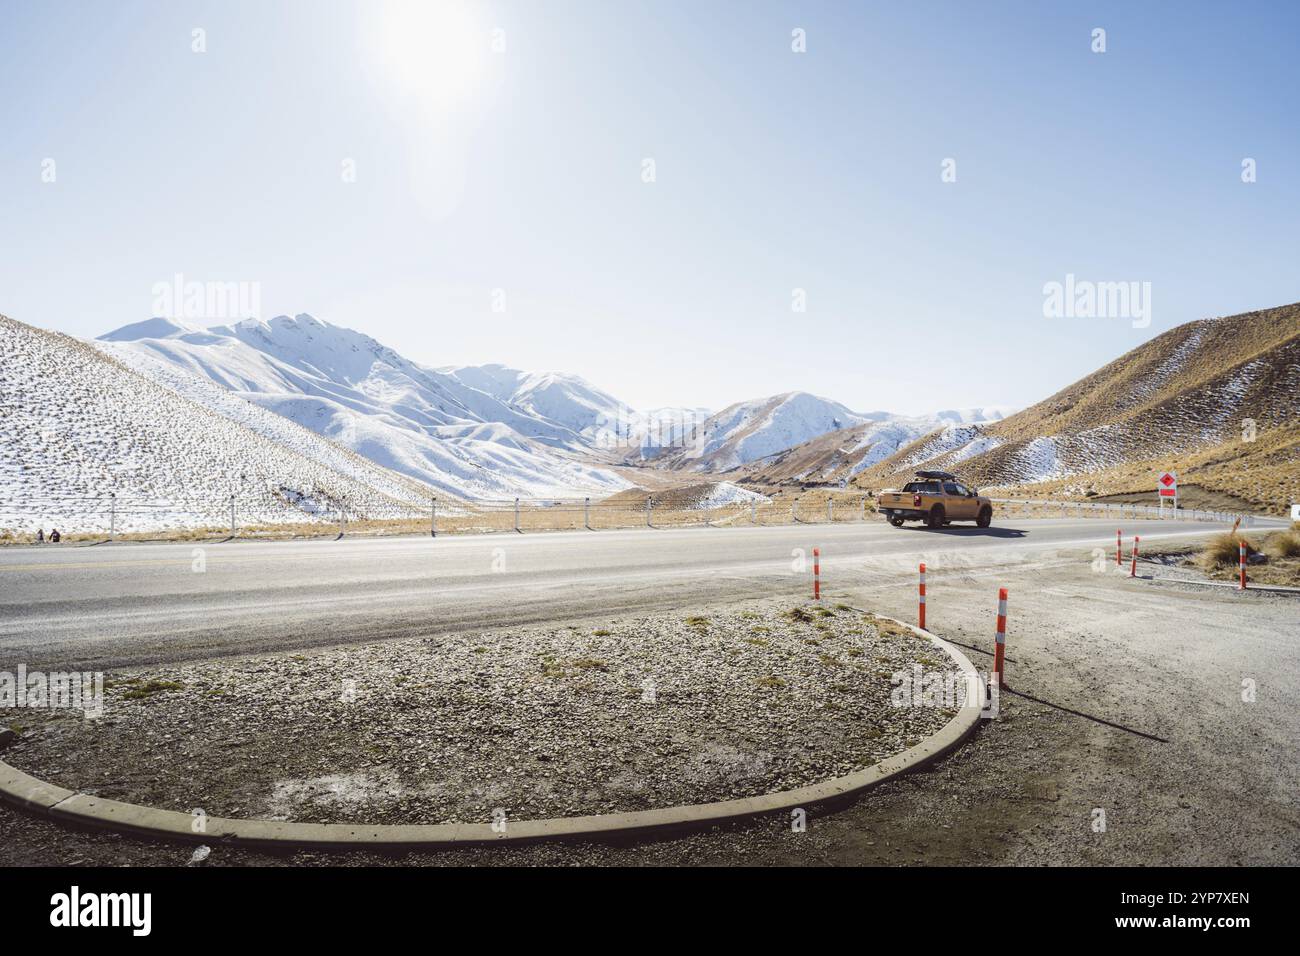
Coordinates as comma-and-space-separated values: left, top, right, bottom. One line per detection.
846, 304, 1299, 513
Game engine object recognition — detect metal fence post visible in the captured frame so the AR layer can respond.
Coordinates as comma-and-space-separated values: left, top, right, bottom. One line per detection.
792, 496, 799, 523
514, 497, 521, 533
584, 496, 591, 530
646, 495, 653, 527
229, 493, 236, 537
109, 492, 116, 541
827, 498, 833, 522
430, 495, 437, 537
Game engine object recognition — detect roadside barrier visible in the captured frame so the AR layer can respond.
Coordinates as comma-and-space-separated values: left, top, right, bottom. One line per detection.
813, 547, 821, 600
993, 588, 1008, 688
6, 491, 1282, 541
1130, 535, 1140, 577
988, 498, 1264, 527
918, 562, 927, 629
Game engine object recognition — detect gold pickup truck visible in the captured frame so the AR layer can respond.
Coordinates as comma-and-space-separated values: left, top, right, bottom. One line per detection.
878, 470, 993, 529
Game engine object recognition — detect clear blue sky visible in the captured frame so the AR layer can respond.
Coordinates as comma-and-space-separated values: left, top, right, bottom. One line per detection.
2, 0, 1297, 415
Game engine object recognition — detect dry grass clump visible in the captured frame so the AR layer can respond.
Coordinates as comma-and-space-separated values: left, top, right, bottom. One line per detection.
1265, 531, 1300, 560
1198, 533, 1257, 568
1185, 530, 1300, 587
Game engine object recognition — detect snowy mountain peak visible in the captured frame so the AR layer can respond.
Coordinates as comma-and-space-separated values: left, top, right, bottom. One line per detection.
94, 315, 632, 498
932, 406, 1017, 424
98, 316, 205, 342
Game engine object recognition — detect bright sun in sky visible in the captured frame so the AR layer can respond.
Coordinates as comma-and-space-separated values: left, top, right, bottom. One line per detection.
375, 0, 487, 109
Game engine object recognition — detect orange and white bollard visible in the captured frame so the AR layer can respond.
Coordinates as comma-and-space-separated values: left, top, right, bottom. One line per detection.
1130, 535, 1139, 577
993, 588, 1008, 688
918, 562, 927, 630
1116, 528, 1123, 567
813, 547, 821, 600
1239, 540, 1247, 590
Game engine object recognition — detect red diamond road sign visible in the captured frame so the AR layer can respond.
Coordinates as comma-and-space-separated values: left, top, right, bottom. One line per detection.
1158, 472, 1177, 497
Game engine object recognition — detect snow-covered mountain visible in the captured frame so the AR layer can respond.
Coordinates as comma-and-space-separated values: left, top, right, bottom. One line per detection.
437, 364, 624, 441
933, 407, 1017, 425
658, 392, 882, 472
655, 392, 1012, 475
438, 364, 711, 454
86, 311, 1016, 501
96, 315, 631, 500
0, 314, 434, 533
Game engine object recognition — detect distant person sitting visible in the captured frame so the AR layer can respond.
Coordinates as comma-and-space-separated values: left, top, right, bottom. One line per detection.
36, 528, 44, 544
49, 529, 61, 543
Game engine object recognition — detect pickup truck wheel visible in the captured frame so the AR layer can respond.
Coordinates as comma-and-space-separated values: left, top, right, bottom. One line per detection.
888, 516, 905, 527
926, 505, 945, 529
976, 506, 992, 528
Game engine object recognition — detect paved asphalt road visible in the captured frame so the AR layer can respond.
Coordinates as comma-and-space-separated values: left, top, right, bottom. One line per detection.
0, 515, 1278, 670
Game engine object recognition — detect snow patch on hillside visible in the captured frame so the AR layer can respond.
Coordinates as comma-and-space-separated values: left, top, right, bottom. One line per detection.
901, 424, 989, 468
847, 419, 945, 475
947, 434, 1004, 464
1009, 436, 1065, 481
692, 481, 769, 509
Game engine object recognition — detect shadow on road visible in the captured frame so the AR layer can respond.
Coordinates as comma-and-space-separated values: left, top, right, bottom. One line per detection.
1005, 688, 1169, 743
897, 526, 1028, 538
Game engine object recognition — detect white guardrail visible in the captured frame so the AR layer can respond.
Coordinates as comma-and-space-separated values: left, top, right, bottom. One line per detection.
987, 498, 1269, 527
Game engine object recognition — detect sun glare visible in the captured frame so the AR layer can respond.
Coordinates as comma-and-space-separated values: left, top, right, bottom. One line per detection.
376, 0, 486, 107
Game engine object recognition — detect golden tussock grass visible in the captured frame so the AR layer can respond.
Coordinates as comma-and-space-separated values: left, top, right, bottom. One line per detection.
1265, 531, 1300, 559
1198, 533, 1257, 568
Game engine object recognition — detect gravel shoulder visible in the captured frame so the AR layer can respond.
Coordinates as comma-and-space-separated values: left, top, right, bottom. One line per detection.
1, 603, 958, 828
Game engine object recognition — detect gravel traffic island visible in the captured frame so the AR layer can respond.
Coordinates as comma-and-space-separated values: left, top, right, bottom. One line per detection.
4, 604, 964, 827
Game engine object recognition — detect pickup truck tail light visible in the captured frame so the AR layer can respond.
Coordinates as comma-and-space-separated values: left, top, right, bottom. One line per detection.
912, 493, 922, 507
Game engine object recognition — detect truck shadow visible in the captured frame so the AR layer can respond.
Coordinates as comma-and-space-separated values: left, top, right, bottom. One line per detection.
901, 525, 1028, 538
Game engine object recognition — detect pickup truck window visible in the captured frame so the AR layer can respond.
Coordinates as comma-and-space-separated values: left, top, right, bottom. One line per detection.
902, 481, 941, 493
943, 483, 960, 495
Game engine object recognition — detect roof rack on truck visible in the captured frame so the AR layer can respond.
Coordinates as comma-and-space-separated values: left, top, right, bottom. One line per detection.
914, 470, 957, 481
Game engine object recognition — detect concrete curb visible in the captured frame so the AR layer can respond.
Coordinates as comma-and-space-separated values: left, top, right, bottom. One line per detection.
0, 614, 984, 850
